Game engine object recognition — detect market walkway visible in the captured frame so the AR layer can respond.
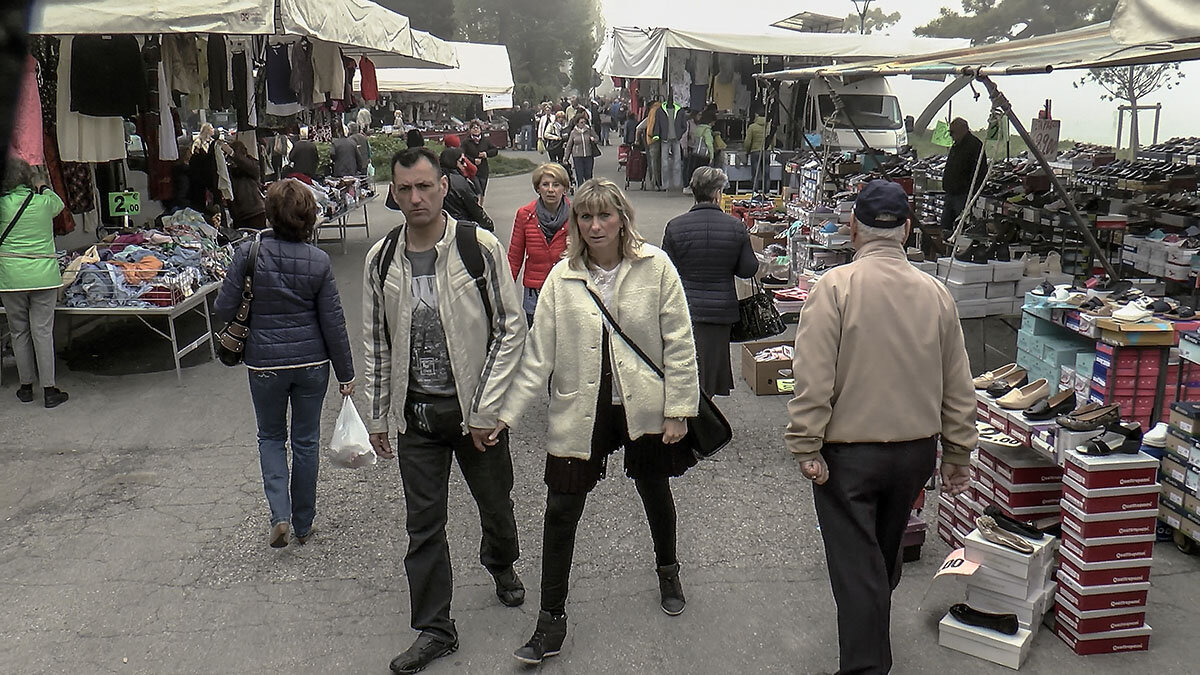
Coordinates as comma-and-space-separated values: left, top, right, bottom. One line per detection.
1, 149, 1198, 674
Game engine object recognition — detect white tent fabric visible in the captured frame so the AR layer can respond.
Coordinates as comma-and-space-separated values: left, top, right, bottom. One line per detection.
355, 42, 513, 96
29, 0, 458, 68
593, 24, 967, 79
1110, 0, 1200, 44
757, 22, 1200, 81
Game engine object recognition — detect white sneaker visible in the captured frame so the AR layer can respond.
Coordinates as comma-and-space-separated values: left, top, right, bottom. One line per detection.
1043, 251, 1062, 275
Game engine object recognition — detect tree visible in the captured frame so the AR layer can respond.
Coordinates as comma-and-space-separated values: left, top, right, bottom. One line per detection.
843, 6, 901, 34
1076, 64, 1184, 151
915, 0, 1117, 45
377, 0, 457, 40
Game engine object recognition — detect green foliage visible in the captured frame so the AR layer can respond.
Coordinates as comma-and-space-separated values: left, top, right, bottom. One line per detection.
844, 5, 901, 34
315, 135, 533, 183
915, 0, 1117, 45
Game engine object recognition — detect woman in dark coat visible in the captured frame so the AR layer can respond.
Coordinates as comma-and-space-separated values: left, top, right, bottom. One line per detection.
661, 167, 758, 396
226, 140, 266, 230
438, 148, 494, 231
461, 119, 499, 197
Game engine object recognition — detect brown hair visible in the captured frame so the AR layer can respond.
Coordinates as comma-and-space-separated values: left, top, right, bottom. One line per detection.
531, 162, 570, 190
266, 179, 318, 242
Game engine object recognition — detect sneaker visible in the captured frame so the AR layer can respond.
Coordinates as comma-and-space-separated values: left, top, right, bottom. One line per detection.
390, 634, 458, 674
513, 611, 567, 665
656, 563, 686, 616
43, 387, 68, 409
269, 521, 289, 548
16, 384, 33, 404
490, 566, 525, 607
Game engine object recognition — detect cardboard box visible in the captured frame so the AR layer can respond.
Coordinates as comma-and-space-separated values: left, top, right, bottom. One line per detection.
1062, 449, 1160, 490
1060, 523, 1156, 564
978, 444, 1063, 485
740, 340, 792, 396
1170, 403, 1200, 437
1161, 477, 1186, 509
1159, 500, 1186, 529
1055, 573, 1150, 613
1053, 618, 1151, 655
1058, 547, 1152, 587
1061, 476, 1160, 515
1060, 499, 1158, 539
1162, 454, 1189, 485
966, 579, 1056, 630
1095, 318, 1176, 347
1165, 426, 1196, 462
964, 527, 1056, 580
939, 612, 1033, 670
1185, 493, 1200, 520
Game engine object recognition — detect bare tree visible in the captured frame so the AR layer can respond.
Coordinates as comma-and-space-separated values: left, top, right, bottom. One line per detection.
849, 0, 874, 34
1076, 64, 1183, 151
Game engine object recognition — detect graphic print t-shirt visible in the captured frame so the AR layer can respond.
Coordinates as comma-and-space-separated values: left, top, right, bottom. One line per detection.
406, 248, 457, 397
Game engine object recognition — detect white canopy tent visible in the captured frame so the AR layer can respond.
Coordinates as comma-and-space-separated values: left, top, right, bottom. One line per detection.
1110, 0, 1200, 44
357, 42, 513, 96
592, 19, 968, 79
28, 0, 458, 69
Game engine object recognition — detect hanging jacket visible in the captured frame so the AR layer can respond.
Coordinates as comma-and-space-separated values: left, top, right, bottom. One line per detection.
644, 102, 662, 145
507, 198, 570, 290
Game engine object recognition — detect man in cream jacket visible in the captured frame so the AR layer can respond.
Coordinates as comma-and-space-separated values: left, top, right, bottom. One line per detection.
786, 179, 977, 675
362, 147, 527, 675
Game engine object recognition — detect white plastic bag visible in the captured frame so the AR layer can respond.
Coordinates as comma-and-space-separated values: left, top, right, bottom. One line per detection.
329, 397, 377, 468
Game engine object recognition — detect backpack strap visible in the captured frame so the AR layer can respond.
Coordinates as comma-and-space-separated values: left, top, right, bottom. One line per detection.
375, 225, 403, 349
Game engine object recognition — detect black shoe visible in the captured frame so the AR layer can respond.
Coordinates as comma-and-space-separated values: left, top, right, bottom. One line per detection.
491, 566, 525, 607
985, 374, 1026, 399
16, 384, 33, 403
513, 610, 567, 665
954, 241, 986, 263
1023, 389, 1075, 421
43, 387, 68, 409
949, 603, 1019, 635
390, 634, 458, 675
983, 505, 1045, 540
656, 563, 686, 616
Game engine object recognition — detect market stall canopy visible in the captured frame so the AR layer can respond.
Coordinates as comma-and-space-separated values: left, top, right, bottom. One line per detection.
28, 0, 458, 69
592, 19, 968, 79
1110, 0, 1200, 45
356, 42, 513, 96
755, 21, 1200, 81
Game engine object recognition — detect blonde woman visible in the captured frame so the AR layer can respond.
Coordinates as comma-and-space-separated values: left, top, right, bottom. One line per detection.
497, 178, 699, 664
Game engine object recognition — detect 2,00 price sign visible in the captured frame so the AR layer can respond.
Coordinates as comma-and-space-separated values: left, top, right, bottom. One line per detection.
107, 191, 141, 216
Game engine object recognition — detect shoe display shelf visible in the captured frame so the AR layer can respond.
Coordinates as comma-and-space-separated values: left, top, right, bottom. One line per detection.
1157, 401, 1200, 555
1053, 450, 1159, 655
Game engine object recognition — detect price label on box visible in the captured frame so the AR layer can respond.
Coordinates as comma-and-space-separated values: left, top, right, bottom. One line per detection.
107, 190, 141, 216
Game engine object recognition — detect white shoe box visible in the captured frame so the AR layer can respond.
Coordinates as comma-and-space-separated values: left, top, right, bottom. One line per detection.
969, 561, 1053, 599
939, 257, 994, 284
1058, 547, 1151, 587
991, 260, 1025, 282
967, 578, 1057, 631
957, 298, 989, 319
1055, 589, 1146, 635
1054, 429, 1104, 464
964, 527, 1056, 580
945, 278, 989, 301
939, 612, 1033, 670
988, 298, 1015, 316
1060, 519, 1156, 564
1063, 448, 1161, 489
1053, 617, 1152, 655
1061, 475, 1160, 516
987, 281, 1018, 299
1055, 572, 1150, 612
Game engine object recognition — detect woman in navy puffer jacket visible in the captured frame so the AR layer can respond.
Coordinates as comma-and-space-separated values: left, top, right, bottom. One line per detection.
216, 179, 355, 549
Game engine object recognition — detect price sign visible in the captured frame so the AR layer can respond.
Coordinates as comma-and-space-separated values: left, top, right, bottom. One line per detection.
107, 191, 141, 216
1030, 118, 1061, 160
934, 548, 980, 579
481, 92, 513, 111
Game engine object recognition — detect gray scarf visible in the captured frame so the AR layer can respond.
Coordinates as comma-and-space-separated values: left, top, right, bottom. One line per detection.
536, 197, 569, 242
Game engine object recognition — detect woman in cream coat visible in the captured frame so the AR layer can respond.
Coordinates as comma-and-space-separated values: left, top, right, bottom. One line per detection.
498, 177, 699, 664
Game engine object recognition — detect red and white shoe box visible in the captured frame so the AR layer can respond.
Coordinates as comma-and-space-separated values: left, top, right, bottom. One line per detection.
1057, 547, 1153, 588
966, 578, 1057, 631
1060, 523, 1155, 564
1063, 448, 1160, 489
977, 464, 1063, 509
1061, 476, 1160, 516
1054, 619, 1152, 655
978, 444, 1063, 485
1055, 589, 1147, 634
1060, 499, 1158, 540
1055, 573, 1150, 613
1006, 413, 1059, 456
939, 612, 1034, 670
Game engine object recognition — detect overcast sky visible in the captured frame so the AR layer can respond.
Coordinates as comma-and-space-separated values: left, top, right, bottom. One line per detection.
599, 0, 1200, 146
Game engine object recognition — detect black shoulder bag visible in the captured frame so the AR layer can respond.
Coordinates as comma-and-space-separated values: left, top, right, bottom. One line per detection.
216, 233, 263, 366
0, 191, 37, 248
584, 288, 732, 459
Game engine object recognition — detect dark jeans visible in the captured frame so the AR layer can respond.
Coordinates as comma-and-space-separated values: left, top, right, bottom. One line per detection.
749, 151, 764, 193
539, 477, 676, 615
812, 438, 937, 675
940, 192, 969, 233
247, 364, 330, 537
396, 397, 520, 643
573, 155, 595, 184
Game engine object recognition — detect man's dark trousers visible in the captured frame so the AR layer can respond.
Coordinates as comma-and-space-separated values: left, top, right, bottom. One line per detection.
396, 398, 520, 643
939, 193, 969, 233
812, 438, 937, 675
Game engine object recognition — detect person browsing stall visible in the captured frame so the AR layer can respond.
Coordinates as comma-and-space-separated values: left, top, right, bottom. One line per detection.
785, 179, 977, 675
362, 147, 527, 675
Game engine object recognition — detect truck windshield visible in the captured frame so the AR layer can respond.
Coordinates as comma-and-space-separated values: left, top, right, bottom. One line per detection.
816, 94, 902, 130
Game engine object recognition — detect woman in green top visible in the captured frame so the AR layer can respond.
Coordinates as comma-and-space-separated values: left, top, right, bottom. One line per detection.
0, 158, 68, 408
683, 109, 715, 195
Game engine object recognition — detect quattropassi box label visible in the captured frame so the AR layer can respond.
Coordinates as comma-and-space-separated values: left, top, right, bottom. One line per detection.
1058, 551, 1152, 587
1053, 617, 1152, 655
1056, 602, 1146, 635
1060, 528, 1155, 564
1062, 478, 1160, 515
1055, 575, 1149, 612
1060, 507, 1157, 539
1063, 452, 1159, 489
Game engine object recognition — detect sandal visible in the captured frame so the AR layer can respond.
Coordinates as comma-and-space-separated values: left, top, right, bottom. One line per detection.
1079, 422, 1143, 456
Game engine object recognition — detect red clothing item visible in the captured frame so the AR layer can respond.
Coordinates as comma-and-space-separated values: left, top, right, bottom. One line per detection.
442, 134, 477, 179
508, 198, 570, 290
359, 56, 378, 101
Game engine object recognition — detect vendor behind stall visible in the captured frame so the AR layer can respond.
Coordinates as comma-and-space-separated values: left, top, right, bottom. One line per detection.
942, 117, 987, 232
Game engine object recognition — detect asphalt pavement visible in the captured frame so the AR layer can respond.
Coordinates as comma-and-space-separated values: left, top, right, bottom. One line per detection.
0, 148, 1198, 674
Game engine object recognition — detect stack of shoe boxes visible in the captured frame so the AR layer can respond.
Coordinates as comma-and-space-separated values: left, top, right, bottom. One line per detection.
1016, 313, 1093, 396
1090, 344, 1189, 429
1159, 403, 1200, 544
937, 258, 1027, 318
975, 444, 1063, 523
939, 526, 1057, 668
1054, 449, 1159, 654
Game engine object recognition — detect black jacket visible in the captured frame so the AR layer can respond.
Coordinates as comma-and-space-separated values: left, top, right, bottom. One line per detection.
944, 132, 986, 196
289, 139, 320, 178
227, 153, 265, 223
461, 135, 498, 182
215, 233, 354, 383
662, 203, 759, 324
444, 172, 494, 231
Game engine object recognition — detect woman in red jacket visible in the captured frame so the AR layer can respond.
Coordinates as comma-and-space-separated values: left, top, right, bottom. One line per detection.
508, 163, 570, 326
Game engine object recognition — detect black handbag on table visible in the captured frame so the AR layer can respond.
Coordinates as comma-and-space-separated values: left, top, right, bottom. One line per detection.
731, 277, 786, 342
585, 288, 732, 459
215, 233, 262, 366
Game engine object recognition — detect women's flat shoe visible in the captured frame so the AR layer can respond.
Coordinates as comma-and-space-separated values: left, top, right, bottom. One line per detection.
997, 378, 1049, 410
973, 363, 1018, 390
949, 603, 1020, 636
986, 369, 1028, 398
975, 515, 1035, 554
1023, 389, 1076, 421
983, 505, 1045, 540
1057, 403, 1121, 431
1143, 422, 1169, 448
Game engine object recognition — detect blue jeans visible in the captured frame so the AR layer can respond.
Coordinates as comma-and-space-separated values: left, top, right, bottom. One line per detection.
248, 364, 330, 536
520, 124, 534, 150
573, 155, 595, 184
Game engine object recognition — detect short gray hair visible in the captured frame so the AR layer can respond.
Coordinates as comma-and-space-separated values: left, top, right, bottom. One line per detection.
856, 221, 909, 245
2, 158, 35, 194
690, 166, 728, 203
348, 122, 360, 135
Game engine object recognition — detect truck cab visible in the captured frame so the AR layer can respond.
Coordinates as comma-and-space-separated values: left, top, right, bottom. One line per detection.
803, 76, 907, 156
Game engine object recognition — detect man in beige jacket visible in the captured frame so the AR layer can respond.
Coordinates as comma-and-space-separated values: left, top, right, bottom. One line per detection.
786, 179, 976, 674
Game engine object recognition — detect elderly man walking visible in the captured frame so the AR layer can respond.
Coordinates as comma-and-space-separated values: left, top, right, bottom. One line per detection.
786, 179, 977, 675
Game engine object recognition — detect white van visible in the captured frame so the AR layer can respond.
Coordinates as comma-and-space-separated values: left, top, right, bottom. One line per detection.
802, 76, 908, 155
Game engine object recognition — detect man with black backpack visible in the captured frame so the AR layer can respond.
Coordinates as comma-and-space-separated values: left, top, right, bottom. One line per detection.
363, 147, 528, 675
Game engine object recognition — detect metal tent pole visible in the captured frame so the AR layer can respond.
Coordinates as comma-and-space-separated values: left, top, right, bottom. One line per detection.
975, 74, 1118, 281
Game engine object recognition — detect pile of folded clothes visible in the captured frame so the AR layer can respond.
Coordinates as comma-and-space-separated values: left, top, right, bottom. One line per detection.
60, 209, 233, 309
